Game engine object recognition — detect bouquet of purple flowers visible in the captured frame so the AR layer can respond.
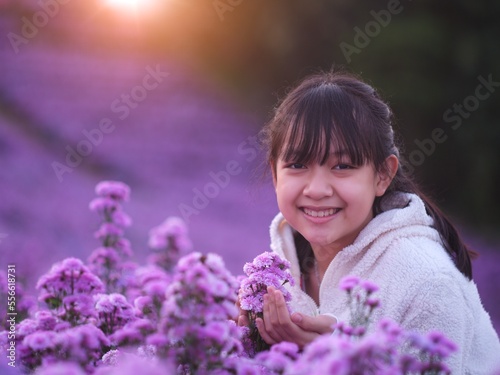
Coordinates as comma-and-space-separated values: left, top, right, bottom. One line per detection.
238, 252, 295, 355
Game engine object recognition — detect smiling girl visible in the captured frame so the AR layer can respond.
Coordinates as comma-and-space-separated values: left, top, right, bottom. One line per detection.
242, 70, 500, 373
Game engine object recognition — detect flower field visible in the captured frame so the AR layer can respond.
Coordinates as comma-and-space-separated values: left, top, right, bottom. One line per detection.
1, 21, 499, 373
1, 181, 462, 374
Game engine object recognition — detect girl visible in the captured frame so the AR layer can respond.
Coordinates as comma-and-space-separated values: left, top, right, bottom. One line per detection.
240, 70, 500, 373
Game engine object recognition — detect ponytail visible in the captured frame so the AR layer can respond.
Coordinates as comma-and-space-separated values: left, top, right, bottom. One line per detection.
378, 163, 477, 280
424, 196, 477, 279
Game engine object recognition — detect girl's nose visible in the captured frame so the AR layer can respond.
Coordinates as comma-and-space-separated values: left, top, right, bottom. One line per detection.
303, 168, 334, 199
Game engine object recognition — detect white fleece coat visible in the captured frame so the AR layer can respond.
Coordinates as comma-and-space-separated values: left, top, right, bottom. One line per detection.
270, 192, 500, 374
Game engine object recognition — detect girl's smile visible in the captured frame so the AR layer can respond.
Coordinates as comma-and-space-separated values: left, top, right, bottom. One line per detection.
302, 207, 341, 219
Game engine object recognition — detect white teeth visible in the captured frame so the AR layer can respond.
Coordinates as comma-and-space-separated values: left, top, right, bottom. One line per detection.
303, 208, 338, 218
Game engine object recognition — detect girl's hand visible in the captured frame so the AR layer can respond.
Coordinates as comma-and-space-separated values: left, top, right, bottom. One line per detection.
255, 286, 336, 348
235, 292, 250, 327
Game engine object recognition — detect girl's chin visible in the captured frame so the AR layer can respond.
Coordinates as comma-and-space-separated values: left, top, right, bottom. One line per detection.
305, 233, 350, 252
304, 236, 335, 248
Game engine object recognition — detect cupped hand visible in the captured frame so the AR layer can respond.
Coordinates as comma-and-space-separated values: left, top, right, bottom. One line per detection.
255, 286, 336, 348
235, 292, 250, 327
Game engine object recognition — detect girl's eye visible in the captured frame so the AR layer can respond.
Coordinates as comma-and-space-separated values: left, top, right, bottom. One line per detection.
287, 163, 306, 169
334, 164, 352, 170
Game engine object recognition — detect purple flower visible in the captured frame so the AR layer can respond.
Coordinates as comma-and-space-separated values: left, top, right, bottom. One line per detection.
339, 275, 360, 292
148, 217, 192, 251
89, 197, 118, 214
271, 341, 300, 360
17, 319, 39, 339
110, 325, 143, 347
110, 319, 156, 346
134, 296, 153, 313
239, 252, 295, 355
254, 351, 290, 373
142, 280, 168, 299
427, 331, 458, 357
100, 349, 121, 366
378, 318, 403, 339
34, 362, 87, 375
95, 181, 131, 202
360, 279, 379, 294
36, 258, 104, 324
287, 334, 352, 374
110, 209, 132, 228
37, 258, 104, 298
218, 355, 265, 375
94, 293, 137, 335
94, 223, 124, 242
94, 354, 173, 375
60, 294, 97, 325
58, 324, 110, 362
338, 276, 381, 331
23, 331, 57, 351
147, 217, 192, 272
134, 265, 171, 286
88, 247, 121, 270
115, 239, 133, 257
365, 297, 380, 309
407, 329, 458, 359
132, 319, 157, 336
145, 332, 169, 350
125, 265, 170, 310
88, 182, 134, 294
240, 252, 294, 315
34, 311, 58, 331
254, 341, 300, 374
89, 180, 132, 281
243, 252, 293, 279
158, 252, 241, 371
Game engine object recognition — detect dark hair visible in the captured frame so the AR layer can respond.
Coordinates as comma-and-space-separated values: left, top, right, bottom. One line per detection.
261, 70, 476, 280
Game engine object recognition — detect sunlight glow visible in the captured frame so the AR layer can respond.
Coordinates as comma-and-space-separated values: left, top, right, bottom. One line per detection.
104, 0, 158, 14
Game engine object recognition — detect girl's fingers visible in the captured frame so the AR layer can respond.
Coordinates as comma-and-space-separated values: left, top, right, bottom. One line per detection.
262, 292, 283, 342
264, 287, 297, 341
291, 313, 336, 334
256, 317, 277, 345
259, 287, 322, 347
271, 288, 294, 335
260, 288, 284, 343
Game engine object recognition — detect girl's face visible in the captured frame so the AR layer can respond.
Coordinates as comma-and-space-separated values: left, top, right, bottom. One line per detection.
273, 151, 396, 257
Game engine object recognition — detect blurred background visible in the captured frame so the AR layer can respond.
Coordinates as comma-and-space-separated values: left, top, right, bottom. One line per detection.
0, 0, 499, 331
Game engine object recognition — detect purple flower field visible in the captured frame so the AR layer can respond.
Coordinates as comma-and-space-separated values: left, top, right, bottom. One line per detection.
0, 182, 462, 373
1, 7, 500, 372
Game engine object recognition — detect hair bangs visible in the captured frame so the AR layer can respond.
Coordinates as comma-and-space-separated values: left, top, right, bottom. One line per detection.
279, 84, 374, 167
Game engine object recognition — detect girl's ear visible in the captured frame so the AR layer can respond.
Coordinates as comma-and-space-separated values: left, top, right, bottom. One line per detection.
270, 161, 277, 189
375, 155, 399, 196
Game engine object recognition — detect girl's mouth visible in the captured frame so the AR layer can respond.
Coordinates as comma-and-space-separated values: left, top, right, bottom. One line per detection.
302, 207, 341, 218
